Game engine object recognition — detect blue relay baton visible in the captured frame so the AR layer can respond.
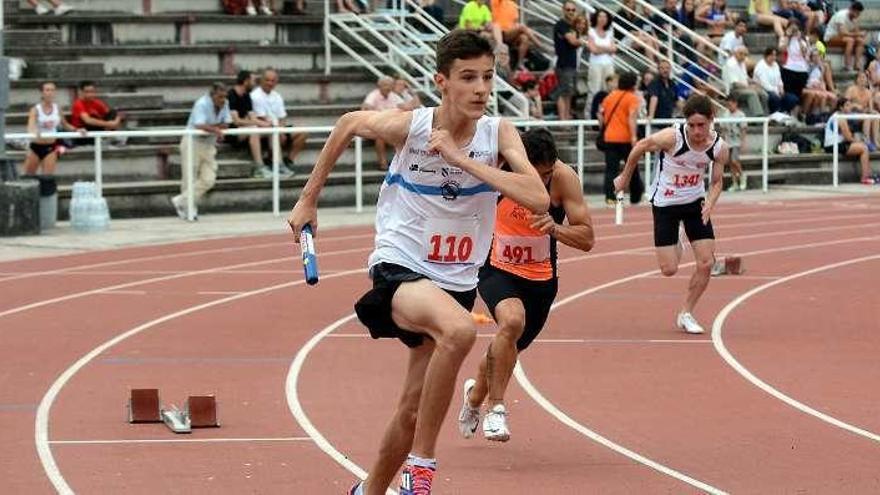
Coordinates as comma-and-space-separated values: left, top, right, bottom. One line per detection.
299, 224, 319, 285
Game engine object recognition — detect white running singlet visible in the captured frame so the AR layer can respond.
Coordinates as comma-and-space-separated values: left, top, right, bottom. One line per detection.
650, 123, 725, 207
35, 103, 61, 133
368, 107, 501, 291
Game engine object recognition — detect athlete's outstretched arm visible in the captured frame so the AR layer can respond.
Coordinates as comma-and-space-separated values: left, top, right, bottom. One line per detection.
613, 127, 676, 193
430, 119, 549, 213
702, 144, 728, 224
531, 162, 594, 252
287, 110, 410, 239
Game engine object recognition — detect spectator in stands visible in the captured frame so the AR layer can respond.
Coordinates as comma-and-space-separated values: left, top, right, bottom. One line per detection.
719, 19, 748, 61
419, 0, 444, 25
495, 43, 513, 82
226, 70, 271, 177
459, 0, 493, 32
677, 0, 698, 51
772, 0, 811, 35
589, 74, 617, 121
336, 0, 362, 13
802, 49, 837, 124
754, 47, 798, 113
362, 76, 405, 170
651, 0, 680, 44
587, 9, 617, 112
867, 47, 880, 88
723, 46, 768, 116
21, 82, 83, 176
647, 60, 677, 125
844, 71, 879, 150
71, 80, 125, 145
749, 0, 788, 39
823, 1, 866, 72
779, 21, 810, 113
617, 0, 659, 63
677, 44, 723, 101
171, 83, 231, 220
491, 0, 543, 69
600, 72, 643, 205
522, 80, 544, 120
718, 94, 748, 191
825, 98, 876, 184
251, 68, 307, 178
696, 0, 737, 43
27, 0, 72, 15
393, 77, 422, 110
554, 1, 585, 121
248, 0, 277, 15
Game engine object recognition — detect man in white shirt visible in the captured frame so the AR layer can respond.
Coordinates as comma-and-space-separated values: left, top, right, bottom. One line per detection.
718, 19, 747, 62
823, 1, 866, 72
752, 47, 797, 113
361, 76, 406, 170
722, 46, 767, 116
251, 68, 307, 178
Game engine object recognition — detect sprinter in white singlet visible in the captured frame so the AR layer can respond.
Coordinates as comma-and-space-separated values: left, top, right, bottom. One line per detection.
288, 31, 549, 495
613, 94, 729, 335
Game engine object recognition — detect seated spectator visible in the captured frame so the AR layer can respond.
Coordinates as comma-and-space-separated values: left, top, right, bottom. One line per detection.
773, 0, 810, 35
393, 77, 423, 110
491, 0, 544, 69
27, 0, 72, 15
171, 83, 231, 220
226, 70, 271, 175
617, 0, 659, 63
459, 0, 492, 32
223, 0, 280, 15
718, 94, 748, 191
251, 68, 307, 177
677, 45, 723, 101
22, 82, 83, 176
824, 98, 877, 184
677, 0, 698, 50
754, 47, 798, 113
495, 43, 513, 82
522, 80, 544, 120
823, 1, 866, 72
696, 0, 737, 43
71, 80, 125, 145
361, 76, 405, 170
802, 49, 837, 124
335, 0, 362, 13
844, 72, 879, 150
749, 0, 788, 39
723, 46, 769, 116
719, 19, 748, 62
419, 0, 444, 25
651, 0, 680, 44
867, 47, 880, 88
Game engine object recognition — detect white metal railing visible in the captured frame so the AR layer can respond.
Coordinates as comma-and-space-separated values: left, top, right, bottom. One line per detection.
5, 115, 872, 221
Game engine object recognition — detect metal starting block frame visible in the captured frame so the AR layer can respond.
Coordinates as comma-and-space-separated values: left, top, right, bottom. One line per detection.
161, 405, 192, 434
711, 256, 744, 276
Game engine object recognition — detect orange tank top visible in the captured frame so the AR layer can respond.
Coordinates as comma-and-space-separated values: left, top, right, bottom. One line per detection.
489, 196, 561, 281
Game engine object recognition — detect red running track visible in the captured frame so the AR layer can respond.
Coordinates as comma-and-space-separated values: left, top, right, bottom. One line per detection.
1, 195, 878, 494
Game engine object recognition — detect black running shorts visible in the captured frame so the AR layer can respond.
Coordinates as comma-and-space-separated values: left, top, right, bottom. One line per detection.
477, 264, 558, 352
652, 198, 715, 247
354, 262, 477, 348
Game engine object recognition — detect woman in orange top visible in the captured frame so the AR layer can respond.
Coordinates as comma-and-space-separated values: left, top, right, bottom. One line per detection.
491, 0, 543, 69
600, 71, 644, 204
457, 128, 594, 443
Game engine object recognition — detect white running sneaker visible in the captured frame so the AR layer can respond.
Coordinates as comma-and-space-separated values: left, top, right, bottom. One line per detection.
260, 5, 273, 14
457, 378, 480, 439
245, 4, 258, 15
35, 4, 50, 14
482, 404, 510, 442
676, 311, 705, 334
54, 4, 73, 15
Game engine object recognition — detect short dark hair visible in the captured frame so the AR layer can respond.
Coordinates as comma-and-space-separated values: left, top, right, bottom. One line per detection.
236, 70, 252, 85
520, 128, 558, 168
211, 82, 227, 95
436, 30, 494, 76
735, 18, 747, 26
618, 72, 637, 91
836, 97, 848, 111
764, 47, 776, 57
78, 80, 96, 91
851, 1, 864, 12
683, 94, 715, 119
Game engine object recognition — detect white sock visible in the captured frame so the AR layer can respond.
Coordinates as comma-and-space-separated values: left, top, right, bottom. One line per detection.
406, 453, 437, 470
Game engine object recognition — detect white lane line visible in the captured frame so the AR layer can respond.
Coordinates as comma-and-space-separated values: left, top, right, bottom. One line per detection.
35, 268, 368, 495
514, 234, 880, 494
50, 436, 312, 445
0, 230, 375, 284
286, 314, 396, 495
711, 254, 880, 444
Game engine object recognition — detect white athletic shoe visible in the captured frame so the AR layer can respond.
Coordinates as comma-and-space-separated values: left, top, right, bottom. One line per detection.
245, 4, 258, 15
457, 378, 480, 439
54, 4, 73, 15
482, 404, 510, 442
260, 5, 273, 14
35, 4, 50, 14
676, 311, 705, 334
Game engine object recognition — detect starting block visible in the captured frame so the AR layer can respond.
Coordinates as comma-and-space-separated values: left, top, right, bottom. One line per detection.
711, 256, 744, 276
127, 389, 161, 423
188, 395, 219, 428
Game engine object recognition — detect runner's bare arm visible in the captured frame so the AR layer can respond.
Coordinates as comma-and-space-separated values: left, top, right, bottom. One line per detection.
544, 163, 594, 252
287, 110, 411, 240
429, 119, 549, 213
613, 127, 677, 193
702, 143, 728, 224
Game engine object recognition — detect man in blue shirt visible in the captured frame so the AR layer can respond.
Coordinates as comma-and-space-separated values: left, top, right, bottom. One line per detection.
172, 83, 232, 220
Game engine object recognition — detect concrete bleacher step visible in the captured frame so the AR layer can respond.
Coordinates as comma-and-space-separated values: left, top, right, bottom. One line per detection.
103, 93, 165, 110
44, 0, 222, 14
24, 60, 105, 80
3, 28, 62, 46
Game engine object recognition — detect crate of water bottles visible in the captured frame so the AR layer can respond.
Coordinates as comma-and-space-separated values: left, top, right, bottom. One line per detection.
69, 181, 110, 232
